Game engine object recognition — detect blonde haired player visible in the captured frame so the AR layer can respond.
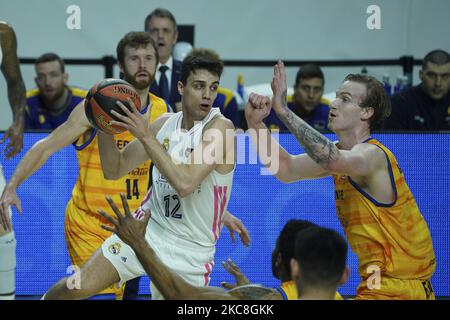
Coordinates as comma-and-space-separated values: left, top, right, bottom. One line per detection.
246, 61, 436, 300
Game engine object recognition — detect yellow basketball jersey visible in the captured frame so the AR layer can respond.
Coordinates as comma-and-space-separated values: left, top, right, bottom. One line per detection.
71, 93, 171, 216
277, 280, 343, 300
333, 139, 436, 280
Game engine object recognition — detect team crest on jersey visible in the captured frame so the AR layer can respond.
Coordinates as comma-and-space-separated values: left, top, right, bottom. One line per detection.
39, 114, 46, 124
108, 243, 121, 255
163, 138, 170, 151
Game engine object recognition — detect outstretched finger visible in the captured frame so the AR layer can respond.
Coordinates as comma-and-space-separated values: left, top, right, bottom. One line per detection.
104, 196, 124, 221
98, 209, 119, 228
220, 282, 237, 290
101, 224, 115, 233
228, 226, 236, 244
0, 134, 7, 145
126, 97, 140, 115
120, 193, 132, 217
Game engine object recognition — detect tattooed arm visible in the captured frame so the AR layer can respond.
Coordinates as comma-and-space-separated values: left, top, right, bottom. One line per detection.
271, 61, 340, 171
270, 61, 381, 178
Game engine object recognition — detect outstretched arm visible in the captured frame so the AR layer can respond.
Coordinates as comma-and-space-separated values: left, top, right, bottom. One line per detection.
109, 100, 235, 197
271, 61, 378, 177
245, 93, 328, 183
99, 194, 235, 300
0, 102, 91, 230
0, 22, 26, 158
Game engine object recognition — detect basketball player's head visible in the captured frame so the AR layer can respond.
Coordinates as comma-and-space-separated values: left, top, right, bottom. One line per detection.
420, 49, 450, 101
328, 74, 391, 133
272, 219, 317, 281
293, 64, 325, 113
34, 52, 68, 105
291, 226, 349, 298
178, 51, 223, 119
116, 31, 159, 90
144, 8, 178, 64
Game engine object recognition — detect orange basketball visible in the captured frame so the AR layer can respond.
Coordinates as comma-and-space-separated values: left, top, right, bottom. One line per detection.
84, 79, 141, 134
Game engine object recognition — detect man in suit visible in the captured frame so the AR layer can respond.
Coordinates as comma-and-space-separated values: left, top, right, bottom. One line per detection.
145, 8, 182, 111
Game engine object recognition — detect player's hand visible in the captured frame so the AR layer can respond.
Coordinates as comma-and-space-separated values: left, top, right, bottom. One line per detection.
99, 193, 150, 247
0, 120, 24, 159
220, 258, 250, 290
244, 93, 272, 129
110, 98, 150, 140
223, 210, 250, 247
0, 185, 22, 231
271, 60, 288, 117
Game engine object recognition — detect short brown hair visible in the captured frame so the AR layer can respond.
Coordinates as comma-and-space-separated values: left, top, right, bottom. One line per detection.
116, 32, 159, 65
343, 74, 391, 130
422, 49, 450, 69
144, 8, 177, 32
35, 52, 65, 73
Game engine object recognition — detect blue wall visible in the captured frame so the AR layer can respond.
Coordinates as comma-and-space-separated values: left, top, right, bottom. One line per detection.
2, 133, 449, 297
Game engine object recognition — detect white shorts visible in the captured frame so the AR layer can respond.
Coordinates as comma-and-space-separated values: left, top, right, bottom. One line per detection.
101, 220, 216, 300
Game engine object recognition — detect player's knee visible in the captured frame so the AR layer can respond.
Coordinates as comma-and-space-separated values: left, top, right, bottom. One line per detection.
0, 231, 16, 300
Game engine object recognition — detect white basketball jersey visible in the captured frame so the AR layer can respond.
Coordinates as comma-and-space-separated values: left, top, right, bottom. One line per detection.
141, 108, 234, 248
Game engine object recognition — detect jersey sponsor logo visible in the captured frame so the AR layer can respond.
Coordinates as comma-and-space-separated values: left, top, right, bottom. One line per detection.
116, 139, 130, 150
108, 242, 121, 255
128, 167, 149, 177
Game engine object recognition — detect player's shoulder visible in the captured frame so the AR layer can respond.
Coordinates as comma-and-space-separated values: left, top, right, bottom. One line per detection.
69, 86, 88, 98
26, 88, 40, 99
149, 92, 173, 112
352, 139, 387, 163
208, 113, 235, 131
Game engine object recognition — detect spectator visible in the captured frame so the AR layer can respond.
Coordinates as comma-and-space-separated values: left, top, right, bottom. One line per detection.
383, 49, 450, 131
25, 53, 86, 130
265, 64, 330, 132
145, 8, 182, 110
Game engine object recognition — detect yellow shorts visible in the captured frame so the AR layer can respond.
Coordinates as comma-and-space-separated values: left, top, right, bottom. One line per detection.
356, 276, 435, 300
65, 199, 123, 299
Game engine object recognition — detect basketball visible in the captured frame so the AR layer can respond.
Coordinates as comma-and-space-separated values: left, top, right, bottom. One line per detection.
84, 78, 141, 134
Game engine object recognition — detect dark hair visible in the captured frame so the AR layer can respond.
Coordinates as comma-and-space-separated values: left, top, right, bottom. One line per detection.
278, 219, 317, 275
180, 52, 224, 84
295, 64, 324, 87
116, 32, 159, 65
343, 74, 391, 130
144, 8, 177, 32
35, 52, 65, 73
422, 49, 450, 69
294, 226, 347, 290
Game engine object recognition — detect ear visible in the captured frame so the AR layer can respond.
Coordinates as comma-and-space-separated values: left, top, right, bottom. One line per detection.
118, 63, 124, 75
34, 77, 39, 87
173, 30, 179, 44
361, 106, 374, 121
419, 69, 424, 82
63, 73, 69, 84
177, 80, 184, 96
338, 266, 350, 286
290, 258, 299, 280
275, 252, 282, 269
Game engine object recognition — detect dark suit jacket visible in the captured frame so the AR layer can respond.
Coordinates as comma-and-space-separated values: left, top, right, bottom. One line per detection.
150, 59, 182, 109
